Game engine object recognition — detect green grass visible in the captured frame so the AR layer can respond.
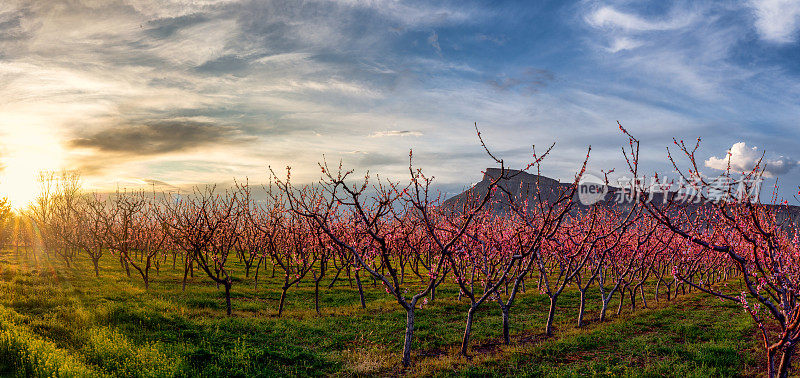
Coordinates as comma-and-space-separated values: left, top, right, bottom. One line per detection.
0, 249, 761, 377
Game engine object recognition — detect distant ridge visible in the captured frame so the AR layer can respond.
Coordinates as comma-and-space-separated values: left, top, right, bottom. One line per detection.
443, 168, 621, 213
443, 168, 800, 223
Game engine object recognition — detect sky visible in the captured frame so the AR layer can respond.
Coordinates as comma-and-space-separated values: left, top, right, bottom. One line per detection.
0, 0, 799, 207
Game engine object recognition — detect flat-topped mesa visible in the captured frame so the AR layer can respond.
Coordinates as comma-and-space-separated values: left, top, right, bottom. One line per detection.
481, 168, 561, 187
440, 168, 578, 213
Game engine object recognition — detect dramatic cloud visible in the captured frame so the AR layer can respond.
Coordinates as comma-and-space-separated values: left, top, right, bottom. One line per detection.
69, 122, 252, 156
705, 142, 798, 176
0, 0, 798, 200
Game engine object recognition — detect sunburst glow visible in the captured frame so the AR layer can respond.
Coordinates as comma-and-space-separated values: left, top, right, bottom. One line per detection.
0, 127, 63, 210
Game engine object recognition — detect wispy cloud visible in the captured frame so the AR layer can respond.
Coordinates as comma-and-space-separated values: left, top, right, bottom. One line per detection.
370, 130, 423, 138
607, 37, 644, 52
428, 31, 442, 56
582, 2, 752, 98
476, 33, 507, 45
585, 5, 696, 31
331, 0, 482, 28
487, 68, 554, 94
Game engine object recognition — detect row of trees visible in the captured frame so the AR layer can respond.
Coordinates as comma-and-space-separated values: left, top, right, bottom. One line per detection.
1, 126, 797, 376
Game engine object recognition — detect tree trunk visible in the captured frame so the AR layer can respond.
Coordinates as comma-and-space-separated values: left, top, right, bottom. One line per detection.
577, 290, 587, 328
616, 287, 625, 315
600, 298, 610, 322
545, 296, 557, 336
769, 349, 778, 378
328, 265, 343, 288
121, 257, 130, 277
402, 308, 415, 367
501, 307, 510, 345
92, 259, 100, 278
777, 345, 795, 378
460, 306, 476, 356
640, 284, 648, 308
654, 278, 661, 302
182, 260, 190, 292
278, 285, 289, 317
355, 270, 366, 309
253, 260, 261, 290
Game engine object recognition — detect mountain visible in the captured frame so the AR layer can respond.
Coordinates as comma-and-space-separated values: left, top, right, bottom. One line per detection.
442, 168, 800, 224
442, 168, 623, 213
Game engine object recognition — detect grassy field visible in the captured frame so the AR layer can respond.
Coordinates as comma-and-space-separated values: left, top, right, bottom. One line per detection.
0, 249, 761, 377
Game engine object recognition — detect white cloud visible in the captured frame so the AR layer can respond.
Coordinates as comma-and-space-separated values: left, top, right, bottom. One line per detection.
125, 0, 239, 19
749, 0, 800, 43
370, 130, 423, 138
258, 79, 382, 98
607, 37, 643, 52
147, 18, 239, 66
253, 53, 313, 65
705, 142, 798, 176
586, 6, 696, 32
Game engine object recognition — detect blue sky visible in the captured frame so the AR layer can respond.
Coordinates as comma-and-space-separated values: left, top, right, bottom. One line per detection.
0, 0, 798, 203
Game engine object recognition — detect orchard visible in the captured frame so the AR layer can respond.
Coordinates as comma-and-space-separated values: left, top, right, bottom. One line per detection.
0, 126, 796, 377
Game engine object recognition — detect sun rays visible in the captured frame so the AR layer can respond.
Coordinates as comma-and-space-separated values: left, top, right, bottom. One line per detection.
0, 126, 64, 210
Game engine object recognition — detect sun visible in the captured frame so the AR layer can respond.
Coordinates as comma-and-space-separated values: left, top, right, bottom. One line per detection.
0, 128, 64, 211
1, 161, 45, 210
